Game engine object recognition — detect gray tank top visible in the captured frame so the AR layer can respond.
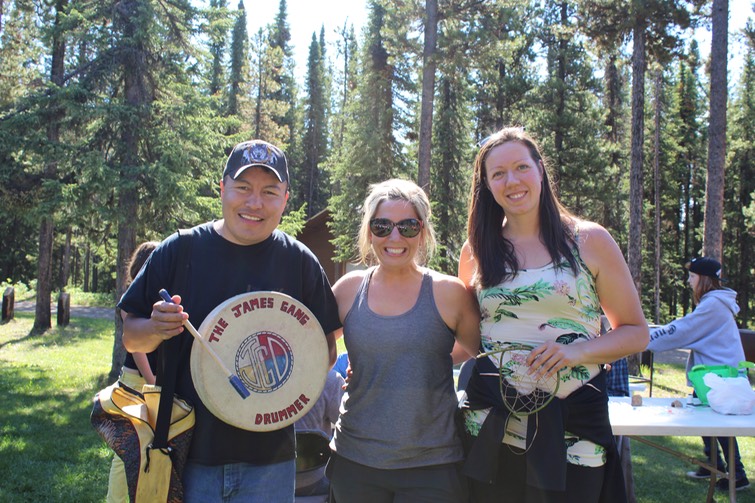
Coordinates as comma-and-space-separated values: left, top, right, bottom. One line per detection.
331, 268, 464, 469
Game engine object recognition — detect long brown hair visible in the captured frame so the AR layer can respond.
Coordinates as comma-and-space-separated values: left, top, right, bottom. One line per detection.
127, 241, 159, 284
467, 127, 577, 288
692, 275, 723, 304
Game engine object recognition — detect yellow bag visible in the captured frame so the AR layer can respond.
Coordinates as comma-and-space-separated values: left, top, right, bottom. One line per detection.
91, 382, 194, 503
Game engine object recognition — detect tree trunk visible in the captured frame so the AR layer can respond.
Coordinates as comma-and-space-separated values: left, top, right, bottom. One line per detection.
626, 20, 646, 375
682, 151, 692, 314
34, 218, 54, 331
703, 0, 728, 260
417, 0, 438, 193
60, 227, 71, 290
84, 244, 90, 292
604, 55, 623, 234
33, 0, 67, 333
110, 0, 147, 381
92, 256, 99, 291
653, 69, 662, 324
554, 2, 568, 179
112, 191, 137, 381
627, 22, 645, 295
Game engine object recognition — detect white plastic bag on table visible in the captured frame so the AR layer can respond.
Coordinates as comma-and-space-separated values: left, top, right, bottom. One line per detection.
703, 373, 755, 415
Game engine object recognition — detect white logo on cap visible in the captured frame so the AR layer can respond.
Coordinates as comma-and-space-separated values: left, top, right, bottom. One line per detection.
243, 143, 277, 167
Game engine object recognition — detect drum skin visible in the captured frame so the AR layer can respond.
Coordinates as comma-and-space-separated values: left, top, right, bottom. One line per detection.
191, 291, 329, 431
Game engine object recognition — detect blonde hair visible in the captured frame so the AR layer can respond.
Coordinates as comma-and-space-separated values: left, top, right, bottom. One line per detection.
357, 179, 436, 265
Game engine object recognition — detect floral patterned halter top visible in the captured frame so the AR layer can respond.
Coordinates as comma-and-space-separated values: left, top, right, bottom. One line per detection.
477, 239, 602, 399
466, 233, 607, 464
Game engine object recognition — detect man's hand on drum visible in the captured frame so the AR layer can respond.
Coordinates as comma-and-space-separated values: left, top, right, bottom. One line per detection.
151, 294, 189, 340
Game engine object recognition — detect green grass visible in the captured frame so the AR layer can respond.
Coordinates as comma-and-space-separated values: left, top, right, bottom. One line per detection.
0, 281, 35, 302
336, 335, 346, 355
66, 287, 116, 308
0, 312, 112, 503
1, 312, 753, 502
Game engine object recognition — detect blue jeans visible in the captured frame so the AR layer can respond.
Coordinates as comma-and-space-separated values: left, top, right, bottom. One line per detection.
183, 459, 296, 503
703, 436, 746, 480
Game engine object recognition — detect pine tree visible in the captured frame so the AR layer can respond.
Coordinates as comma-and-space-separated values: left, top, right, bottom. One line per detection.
417, 0, 438, 192
466, 0, 539, 135
329, 0, 406, 262
428, 2, 476, 274
372, 0, 420, 158
74, 0, 223, 379
578, 0, 704, 295
597, 53, 630, 248
33, 0, 68, 332
250, 27, 288, 144
319, 25, 332, 135
227, 0, 250, 124
651, 66, 663, 324
430, 73, 471, 274
669, 42, 707, 315
207, 0, 230, 98
267, 0, 298, 150
643, 63, 688, 324
331, 22, 358, 153
726, 19, 755, 325
0, 0, 46, 285
648, 61, 684, 321
0, 0, 42, 108
532, 1, 607, 222
301, 32, 329, 217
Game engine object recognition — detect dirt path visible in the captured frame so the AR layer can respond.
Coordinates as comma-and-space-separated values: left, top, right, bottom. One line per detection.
13, 301, 115, 320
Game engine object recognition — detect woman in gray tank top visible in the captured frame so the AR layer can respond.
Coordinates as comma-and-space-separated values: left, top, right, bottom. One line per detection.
328, 179, 480, 503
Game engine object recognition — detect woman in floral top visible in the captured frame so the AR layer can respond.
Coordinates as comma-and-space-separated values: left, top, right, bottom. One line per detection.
457, 127, 648, 502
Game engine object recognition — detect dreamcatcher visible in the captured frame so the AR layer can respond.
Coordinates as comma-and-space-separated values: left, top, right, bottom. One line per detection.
477, 341, 561, 417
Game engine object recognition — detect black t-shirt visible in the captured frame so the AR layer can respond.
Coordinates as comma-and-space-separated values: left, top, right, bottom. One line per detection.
118, 222, 342, 465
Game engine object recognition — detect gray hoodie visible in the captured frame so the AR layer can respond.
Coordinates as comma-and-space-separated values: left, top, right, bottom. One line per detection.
648, 288, 744, 384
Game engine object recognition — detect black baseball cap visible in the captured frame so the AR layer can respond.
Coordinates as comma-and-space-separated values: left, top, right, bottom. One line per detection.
685, 257, 722, 279
223, 140, 289, 184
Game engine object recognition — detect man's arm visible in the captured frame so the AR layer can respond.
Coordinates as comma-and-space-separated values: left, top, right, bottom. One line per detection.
122, 294, 188, 353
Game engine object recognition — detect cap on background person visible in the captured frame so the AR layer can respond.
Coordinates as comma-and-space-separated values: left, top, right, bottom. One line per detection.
685, 257, 722, 279
223, 140, 289, 184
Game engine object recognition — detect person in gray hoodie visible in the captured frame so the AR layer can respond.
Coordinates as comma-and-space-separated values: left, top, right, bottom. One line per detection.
647, 257, 749, 491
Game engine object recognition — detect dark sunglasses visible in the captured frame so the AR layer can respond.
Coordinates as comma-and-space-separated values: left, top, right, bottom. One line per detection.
369, 218, 423, 238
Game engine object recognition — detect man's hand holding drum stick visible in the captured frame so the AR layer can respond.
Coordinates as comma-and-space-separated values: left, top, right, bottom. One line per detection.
159, 289, 250, 399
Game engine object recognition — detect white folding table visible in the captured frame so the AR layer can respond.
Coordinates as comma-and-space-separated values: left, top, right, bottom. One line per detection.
609, 397, 755, 502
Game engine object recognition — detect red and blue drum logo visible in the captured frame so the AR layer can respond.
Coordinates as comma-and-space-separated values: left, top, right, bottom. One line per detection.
235, 331, 294, 393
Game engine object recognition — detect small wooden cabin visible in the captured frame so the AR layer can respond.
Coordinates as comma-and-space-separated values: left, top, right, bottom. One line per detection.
297, 209, 346, 286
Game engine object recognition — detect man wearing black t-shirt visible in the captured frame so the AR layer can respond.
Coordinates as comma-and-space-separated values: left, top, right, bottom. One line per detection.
119, 139, 341, 502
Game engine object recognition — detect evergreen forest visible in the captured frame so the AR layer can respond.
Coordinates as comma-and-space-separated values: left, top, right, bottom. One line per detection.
2, 0, 754, 346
